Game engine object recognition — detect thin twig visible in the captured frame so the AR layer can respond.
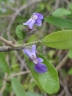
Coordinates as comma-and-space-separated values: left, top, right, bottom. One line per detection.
57, 89, 65, 96
14, 51, 28, 70
0, 36, 14, 47
0, 3, 17, 11
0, 74, 7, 94
10, 71, 30, 77
59, 79, 71, 96
0, 39, 40, 52
56, 54, 68, 71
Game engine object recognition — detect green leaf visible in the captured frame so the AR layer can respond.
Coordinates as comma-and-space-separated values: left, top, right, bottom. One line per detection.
69, 3, 72, 11
68, 49, 72, 58
52, 8, 71, 17
16, 25, 26, 39
42, 30, 72, 49
26, 92, 41, 96
11, 77, 26, 96
0, 53, 10, 74
65, 14, 72, 19
68, 68, 72, 75
27, 54, 59, 94
45, 16, 72, 29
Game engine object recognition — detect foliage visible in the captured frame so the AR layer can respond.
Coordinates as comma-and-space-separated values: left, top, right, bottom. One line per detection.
68, 49, 72, 58
16, 25, 26, 40
42, 30, 72, 49
45, 16, 72, 29
0, 53, 10, 74
52, 8, 71, 17
0, 1, 72, 96
27, 54, 59, 94
11, 77, 26, 96
68, 68, 72, 75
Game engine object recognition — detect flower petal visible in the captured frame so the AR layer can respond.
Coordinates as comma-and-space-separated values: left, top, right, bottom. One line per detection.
35, 19, 42, 26
38, 58, 44, 63
23, 18, 32, 25
34, 63, 47, 73
33, 13, 43, 19
31, 44, 36, 57
23, 49, 32, 58
29, 20, 35, 29
23, 18, 35, 29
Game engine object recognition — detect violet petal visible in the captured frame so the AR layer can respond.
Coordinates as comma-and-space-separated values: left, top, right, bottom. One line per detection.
23, 18, 35, 29
23, 49, 32, 58
28, 20, 35, 29
38, 58, 44, 63
31, 44, 36, 57
23, 18, 32, 25
35, 19, 42, 26
33, 13, 43, 19
34, 63, 47, 73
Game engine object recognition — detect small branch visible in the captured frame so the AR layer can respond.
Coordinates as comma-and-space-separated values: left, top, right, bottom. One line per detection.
0, 36, 14, 47
0, 46, 12, 52
0, 3, 16, 12
0, 15, 12, 18
0, 93, 2, 96
15, 40, 40, 49
59, 79, 71, 96
10, 71, 30, 77
56, 54, 68, 71
0, 39, 40, 52
0, 74, 7, 94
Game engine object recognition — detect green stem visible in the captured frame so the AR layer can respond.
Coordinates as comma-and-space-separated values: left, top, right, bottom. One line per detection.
15, 40, 41, 49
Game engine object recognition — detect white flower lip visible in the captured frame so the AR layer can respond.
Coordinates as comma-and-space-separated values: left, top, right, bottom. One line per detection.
31, 15, 38, 21
31, 55, 38, 64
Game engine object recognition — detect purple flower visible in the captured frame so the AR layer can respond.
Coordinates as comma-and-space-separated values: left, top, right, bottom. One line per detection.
34, 57, 47, 73
23, 45, 47, 73
23, 13, 43, 29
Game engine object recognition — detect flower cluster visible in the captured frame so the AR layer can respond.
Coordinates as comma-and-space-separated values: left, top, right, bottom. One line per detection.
23, 13, 43, 29
23, 45, 47, 73
23, 13, 47, 73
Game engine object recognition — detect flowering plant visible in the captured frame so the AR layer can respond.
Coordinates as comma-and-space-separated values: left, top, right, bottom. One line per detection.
3, 11, 72, 95
23, 13, 43, 29
1, 1, 72, 96
15, 12, 60, 95
23, 44, 47, 73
